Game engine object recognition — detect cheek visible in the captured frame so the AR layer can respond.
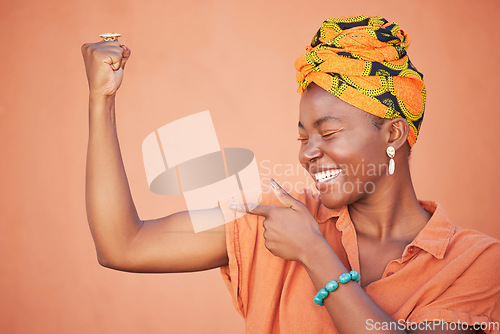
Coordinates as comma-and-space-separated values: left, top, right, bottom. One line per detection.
327, 136, 385, 176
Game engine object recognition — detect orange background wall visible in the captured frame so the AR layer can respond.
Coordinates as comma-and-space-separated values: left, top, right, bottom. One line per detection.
1, 0, 499, 333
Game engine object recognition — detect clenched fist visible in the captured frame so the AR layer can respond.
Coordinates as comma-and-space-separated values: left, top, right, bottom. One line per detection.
81, 40, 131, 97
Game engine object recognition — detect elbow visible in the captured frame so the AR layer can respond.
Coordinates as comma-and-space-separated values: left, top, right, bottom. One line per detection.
96, 253, 116, 269
95, 250, 139, 272
96, 251, 125, 271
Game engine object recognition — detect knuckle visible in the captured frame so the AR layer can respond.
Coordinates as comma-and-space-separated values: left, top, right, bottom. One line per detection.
88, 45, 100, 55
278, 191, 292, 201
81, 43, 95, 55
276, 189, 286, 197
263, 220, 269, 230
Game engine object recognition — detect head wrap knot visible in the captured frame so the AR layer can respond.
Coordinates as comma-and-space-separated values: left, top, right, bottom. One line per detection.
295, 15, 426, 147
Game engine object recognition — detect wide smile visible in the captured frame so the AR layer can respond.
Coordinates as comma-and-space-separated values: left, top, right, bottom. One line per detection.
313, 168, 342, 184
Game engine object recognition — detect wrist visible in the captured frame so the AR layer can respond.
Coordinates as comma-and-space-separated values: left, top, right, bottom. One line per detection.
88, 93, 116, 123
89, 93, 115, 113
89, 92, 115, 105
299, 235, 335, 268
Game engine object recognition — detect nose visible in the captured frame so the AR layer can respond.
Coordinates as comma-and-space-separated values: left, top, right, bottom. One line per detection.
299, 138, 323, 164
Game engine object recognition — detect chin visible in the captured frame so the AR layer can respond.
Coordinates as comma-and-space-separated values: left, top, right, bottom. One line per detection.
318, 191, 350, 210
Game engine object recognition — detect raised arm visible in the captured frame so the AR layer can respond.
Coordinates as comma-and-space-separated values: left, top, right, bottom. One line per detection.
81, 39, 228, 273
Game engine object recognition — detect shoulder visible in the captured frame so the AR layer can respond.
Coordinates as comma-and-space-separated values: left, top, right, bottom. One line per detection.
406, 206, 499, 326
452, 226, 499, 247
448, 226, 500, 262
437, 215, 499, 285
418, 200, 499, 259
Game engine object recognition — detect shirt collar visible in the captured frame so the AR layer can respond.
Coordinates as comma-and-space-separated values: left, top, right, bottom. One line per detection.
316, 201, 343, 223
408, 200, 455, 259
318, 200, 455, 259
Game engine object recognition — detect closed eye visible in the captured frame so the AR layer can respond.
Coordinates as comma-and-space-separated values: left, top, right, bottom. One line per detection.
322, 128, 343, 138
298, 129, 342, 143
297, 136, 308, 143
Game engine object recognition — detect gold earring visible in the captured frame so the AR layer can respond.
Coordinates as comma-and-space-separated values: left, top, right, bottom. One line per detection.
386, 146, 395, 175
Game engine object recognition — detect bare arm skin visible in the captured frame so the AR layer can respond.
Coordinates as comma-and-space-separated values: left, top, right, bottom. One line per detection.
82, 40, 228, 273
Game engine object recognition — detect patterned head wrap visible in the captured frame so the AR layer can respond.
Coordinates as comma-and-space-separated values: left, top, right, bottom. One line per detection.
294, 15, 426, 147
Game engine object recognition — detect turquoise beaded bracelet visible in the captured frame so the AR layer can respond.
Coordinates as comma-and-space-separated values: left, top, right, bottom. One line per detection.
314, 270, 360, 306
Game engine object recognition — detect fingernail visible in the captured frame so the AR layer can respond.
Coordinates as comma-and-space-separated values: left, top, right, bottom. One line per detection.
270, 178, 280, 190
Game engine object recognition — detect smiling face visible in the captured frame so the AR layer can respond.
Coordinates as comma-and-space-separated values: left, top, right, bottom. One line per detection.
298, 84, 391, 209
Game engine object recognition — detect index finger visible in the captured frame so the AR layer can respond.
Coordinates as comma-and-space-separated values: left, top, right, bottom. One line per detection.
229, 202, 276, 217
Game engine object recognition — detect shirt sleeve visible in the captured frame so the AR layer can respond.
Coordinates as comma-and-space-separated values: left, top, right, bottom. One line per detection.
217, 191, 280, 318
407, 242, 500, 333
217, 190, 313, 319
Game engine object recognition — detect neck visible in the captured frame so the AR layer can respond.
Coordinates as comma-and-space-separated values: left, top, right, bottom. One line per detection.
348, 164, 430, 242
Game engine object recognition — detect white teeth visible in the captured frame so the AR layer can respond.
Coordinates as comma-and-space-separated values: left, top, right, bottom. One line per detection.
314, 169, 341, 182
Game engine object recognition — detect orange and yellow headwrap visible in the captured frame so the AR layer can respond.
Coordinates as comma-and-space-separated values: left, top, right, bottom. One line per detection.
295, 16, 426, 147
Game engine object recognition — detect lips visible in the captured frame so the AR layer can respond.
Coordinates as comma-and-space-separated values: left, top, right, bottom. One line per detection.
313, 168, 342, 183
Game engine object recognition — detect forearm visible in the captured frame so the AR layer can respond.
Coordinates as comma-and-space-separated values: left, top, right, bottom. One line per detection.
85, 94, 142, 266
301, 239, 406, 334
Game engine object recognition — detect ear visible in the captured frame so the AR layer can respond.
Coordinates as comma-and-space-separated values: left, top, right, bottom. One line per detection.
384, 117, 409, 151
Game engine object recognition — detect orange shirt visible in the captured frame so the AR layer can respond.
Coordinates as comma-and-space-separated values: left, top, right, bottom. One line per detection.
219, 190, 500, 334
